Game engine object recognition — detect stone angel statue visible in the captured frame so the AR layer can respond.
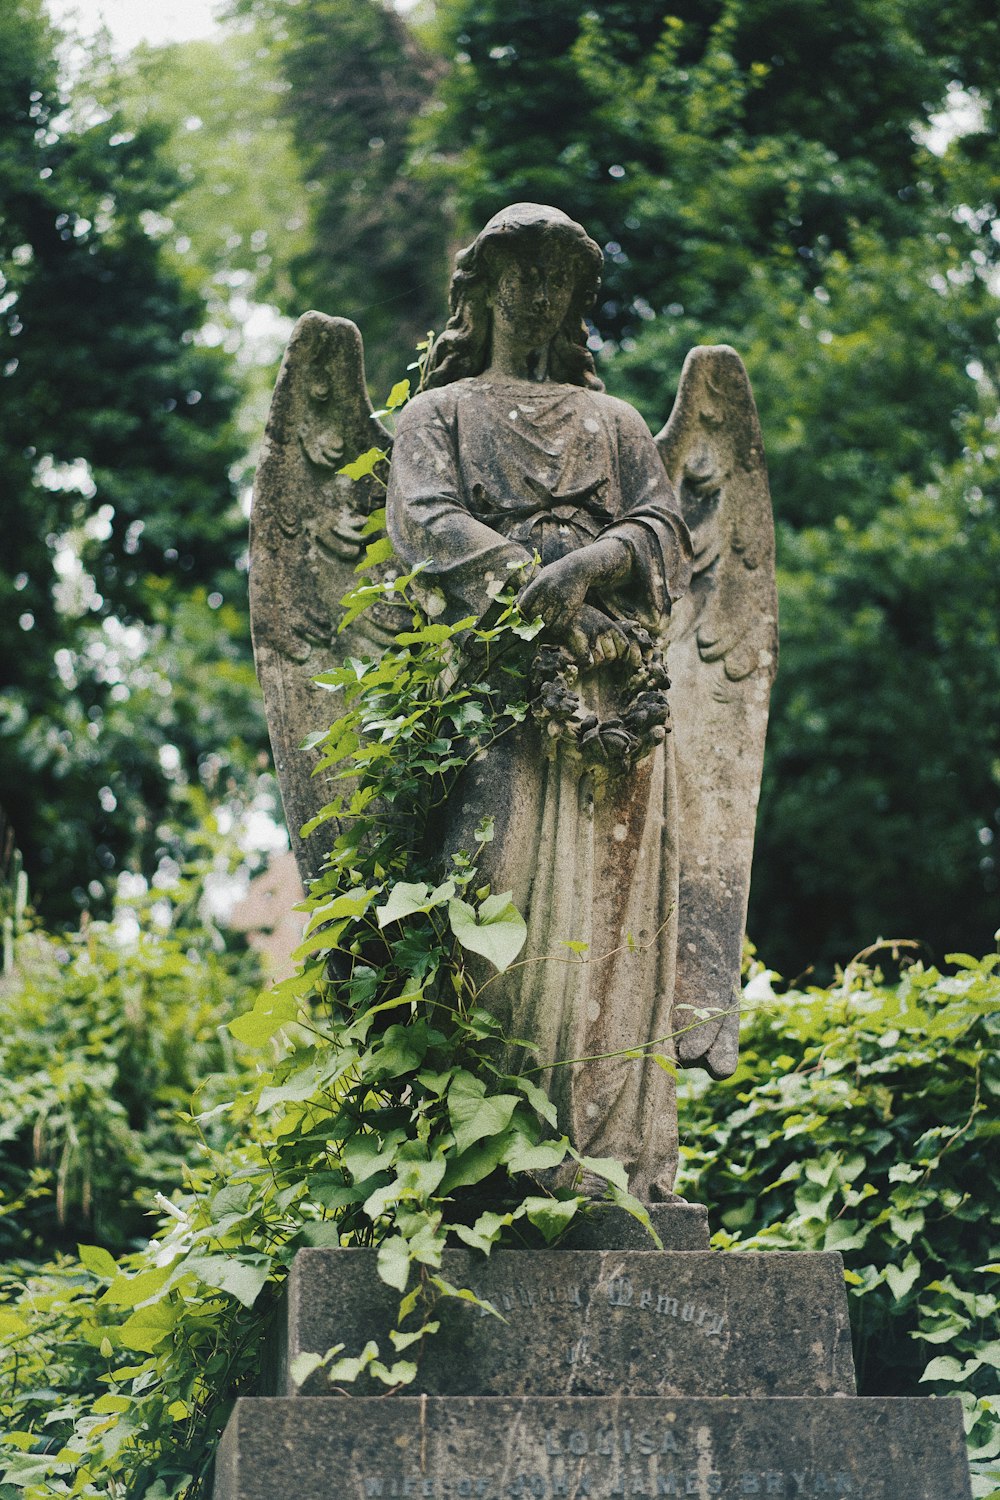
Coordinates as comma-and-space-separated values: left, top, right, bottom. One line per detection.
249, 203, 777, 1200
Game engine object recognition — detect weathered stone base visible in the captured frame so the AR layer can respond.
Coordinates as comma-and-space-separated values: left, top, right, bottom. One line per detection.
551, 1203, 709, 1252
214, 1395, 972, 1500
274, 1248, 855, 1398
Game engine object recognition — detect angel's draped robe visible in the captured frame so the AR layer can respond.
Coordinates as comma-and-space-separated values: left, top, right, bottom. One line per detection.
387, 375, 693, 1198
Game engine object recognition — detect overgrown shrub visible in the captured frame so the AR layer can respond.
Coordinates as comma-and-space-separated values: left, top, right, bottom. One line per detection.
1, 527, 996, 1495
678, 947, 1000, 1498
0, 868, 260, 1260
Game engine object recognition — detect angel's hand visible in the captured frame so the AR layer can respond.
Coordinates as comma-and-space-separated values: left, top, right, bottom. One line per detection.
565, 605, 638, 669
518, 550, 592, 628
517, 536, 631, 629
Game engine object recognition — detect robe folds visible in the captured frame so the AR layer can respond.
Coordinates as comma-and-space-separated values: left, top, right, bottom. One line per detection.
387, 374, 693, 1198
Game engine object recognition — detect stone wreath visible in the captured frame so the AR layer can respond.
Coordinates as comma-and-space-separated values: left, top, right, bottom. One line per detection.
530, 620, 671, 772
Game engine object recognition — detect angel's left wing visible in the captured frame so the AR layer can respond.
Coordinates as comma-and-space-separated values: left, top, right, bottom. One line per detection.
655, 344, 778, 1079
249, 312, 395, 888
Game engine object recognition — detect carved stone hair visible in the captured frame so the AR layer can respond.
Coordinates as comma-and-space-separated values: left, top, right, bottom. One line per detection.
424, 203, 604, 391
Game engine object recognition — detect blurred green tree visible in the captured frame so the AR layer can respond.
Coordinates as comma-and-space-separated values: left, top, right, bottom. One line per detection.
114, 29, 309, 319
419, 0, 1000, 972
225, 0, 453, 396
0, 0, 267, 922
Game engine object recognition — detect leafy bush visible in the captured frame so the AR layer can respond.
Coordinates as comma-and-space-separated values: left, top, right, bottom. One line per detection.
677, 946, 1000, 1498
1, 509, 995, 1494
0, 861, 260, 1261
0, 566, 649, 1498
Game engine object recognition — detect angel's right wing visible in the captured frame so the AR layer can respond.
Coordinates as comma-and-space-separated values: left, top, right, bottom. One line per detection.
656, 345, 778, 1079
249, 312, 395, 888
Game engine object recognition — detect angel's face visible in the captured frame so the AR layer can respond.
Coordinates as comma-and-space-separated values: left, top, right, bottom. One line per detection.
486, 239, 577, 354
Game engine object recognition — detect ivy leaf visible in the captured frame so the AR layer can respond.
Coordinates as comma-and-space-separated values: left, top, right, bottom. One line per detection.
890, 1208, 925, 1245
447, 1073, 521, 1154
377, 1236, 412, 1292
256, 1062, 323, 1115
78, 1244, 118, 1280
370, 1358, 418, 1386
101, 1264, 172, 1310
364, 1157, 446, 1220
356, 536, 395, 572
395, 622, 457, 645
429, 1276, 502, 1318
341, 1133, 403, 1183
439, 1133, 513, 1192
303, 887, 377, 937
376, 879, 455, 927
118, 1300, 178, 1353
920, 1355, 972, 1383
884, 1254, 922, 1302
515, 1075, 558, 1127
605, 1183, 661, 1246
92, 1394, 130, 1415
504, 1135, 569, 1173
228, 983, 300, 1047
576, 1155, 629, 1192
289, 1352, 327, 1387
367, 1023, 428, 1079
453, 1211, 514, 1255
389, 1321, 439, 1351
523, 1196, 581, 1243
326, 1341, 380, 1383
338, 447, 387, 481
185, 1255, 270, 1309
386, 379, 411, 410
448, 892, 527, 972
361, 507, 387, 536
822, 1219, 872, 1254
299, 1222, 345, 1248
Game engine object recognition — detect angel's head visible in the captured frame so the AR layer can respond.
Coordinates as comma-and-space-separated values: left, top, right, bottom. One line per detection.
424, 203, 604, 391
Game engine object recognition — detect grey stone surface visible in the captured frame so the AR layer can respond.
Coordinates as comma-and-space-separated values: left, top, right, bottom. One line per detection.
215, 1394, 973, 1500
655, 345, 777, 1081
272, 1248, 854, 1399
249, 312, 397, 888
555, 1203, 709, 1251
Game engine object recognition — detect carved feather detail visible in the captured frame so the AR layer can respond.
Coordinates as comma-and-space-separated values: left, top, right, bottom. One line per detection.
249, 312, 394, 887
655, 345, 778, 1079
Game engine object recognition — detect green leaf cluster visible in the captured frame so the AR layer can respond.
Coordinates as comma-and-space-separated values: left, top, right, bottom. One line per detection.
0, 859, 261, 1261
0, 1, 269, 925
677, 948, 1000, 1499
0, 551, 644, 1498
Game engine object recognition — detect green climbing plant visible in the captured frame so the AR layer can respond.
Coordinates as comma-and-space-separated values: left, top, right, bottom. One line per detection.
0, 471, 652, 1495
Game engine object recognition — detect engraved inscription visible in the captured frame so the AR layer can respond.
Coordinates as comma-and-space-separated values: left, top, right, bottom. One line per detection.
466, 1277, 725, 1338
471, 1283, 585, 1317
359, 1466, 859, 1499
606, 1278, 724, 1337
358, 1423, 860, 1500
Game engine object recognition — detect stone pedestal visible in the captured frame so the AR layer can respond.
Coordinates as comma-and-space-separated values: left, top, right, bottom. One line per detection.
215, 1207, 972, 1500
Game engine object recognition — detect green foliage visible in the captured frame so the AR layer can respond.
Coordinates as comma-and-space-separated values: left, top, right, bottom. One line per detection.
0, 555, 646, 1498
677, 947, 1000, 1498
415, 0, 1000, 974
0, 854, 261, 1261
752, 428, 1000, 970
0, 1, 269, 925
114, 29, 309, 318
225, 0, 452, 395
